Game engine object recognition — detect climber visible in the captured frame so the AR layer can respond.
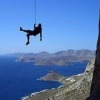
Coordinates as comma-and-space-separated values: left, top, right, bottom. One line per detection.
20, 23, 42, 45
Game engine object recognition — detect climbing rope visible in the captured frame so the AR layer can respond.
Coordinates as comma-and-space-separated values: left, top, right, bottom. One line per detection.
35, 0, 37, 24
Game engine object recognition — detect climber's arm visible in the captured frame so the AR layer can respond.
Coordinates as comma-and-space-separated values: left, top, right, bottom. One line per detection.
40, 29, 42, 41
34, 23, 36, 29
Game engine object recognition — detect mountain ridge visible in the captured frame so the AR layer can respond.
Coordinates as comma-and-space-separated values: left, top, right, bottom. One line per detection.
16, 49, 95, 66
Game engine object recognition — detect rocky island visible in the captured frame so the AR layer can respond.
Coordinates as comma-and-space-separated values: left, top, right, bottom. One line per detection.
37, 70, 65, 82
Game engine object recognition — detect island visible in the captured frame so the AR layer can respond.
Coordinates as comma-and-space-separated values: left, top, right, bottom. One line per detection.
37, 70, 65, 82
16, 49, 95, 66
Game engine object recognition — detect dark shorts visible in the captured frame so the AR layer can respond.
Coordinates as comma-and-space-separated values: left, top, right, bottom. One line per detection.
27, 30, 38, 36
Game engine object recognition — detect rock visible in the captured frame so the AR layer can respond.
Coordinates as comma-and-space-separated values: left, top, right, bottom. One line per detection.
86, 11, 100, 100
38, 70, 65, 82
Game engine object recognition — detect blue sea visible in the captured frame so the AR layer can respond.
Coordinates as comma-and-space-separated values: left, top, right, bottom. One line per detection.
0, 56, 88, 100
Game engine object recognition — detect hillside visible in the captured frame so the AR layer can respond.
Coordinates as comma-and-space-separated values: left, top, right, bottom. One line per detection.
22, 59, 94, 100
16, 49, 95, 66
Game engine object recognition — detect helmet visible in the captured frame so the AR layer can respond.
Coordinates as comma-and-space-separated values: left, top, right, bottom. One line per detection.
38, 23, 42, 27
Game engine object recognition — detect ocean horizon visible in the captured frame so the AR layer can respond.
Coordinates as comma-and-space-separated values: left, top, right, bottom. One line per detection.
0, 56, 87, 100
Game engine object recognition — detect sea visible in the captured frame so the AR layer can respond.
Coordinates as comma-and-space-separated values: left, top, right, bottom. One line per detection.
0, 56, 88, 100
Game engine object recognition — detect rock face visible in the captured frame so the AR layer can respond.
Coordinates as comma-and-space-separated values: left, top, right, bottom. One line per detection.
22, 59, 94, 100
16, 50, 95, 66
86, 12, 100, 100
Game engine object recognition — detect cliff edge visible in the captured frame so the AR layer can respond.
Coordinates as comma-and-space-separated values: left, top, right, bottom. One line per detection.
22, 59, 94, 100
86, 11, 100, 100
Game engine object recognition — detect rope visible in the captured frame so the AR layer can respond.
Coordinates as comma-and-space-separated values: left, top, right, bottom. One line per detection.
35, 0, 37, 24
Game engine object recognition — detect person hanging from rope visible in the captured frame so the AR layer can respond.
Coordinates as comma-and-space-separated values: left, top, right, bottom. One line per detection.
20, 23, 42, 45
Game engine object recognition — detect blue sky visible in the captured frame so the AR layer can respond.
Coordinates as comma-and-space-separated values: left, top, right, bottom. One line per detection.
0, 0, 99, 54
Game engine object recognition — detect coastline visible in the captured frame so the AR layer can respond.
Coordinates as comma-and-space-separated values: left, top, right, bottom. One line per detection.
21, 73, 83, 100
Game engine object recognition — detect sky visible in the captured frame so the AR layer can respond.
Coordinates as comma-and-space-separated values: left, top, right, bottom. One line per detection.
0, 0, 99, 54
